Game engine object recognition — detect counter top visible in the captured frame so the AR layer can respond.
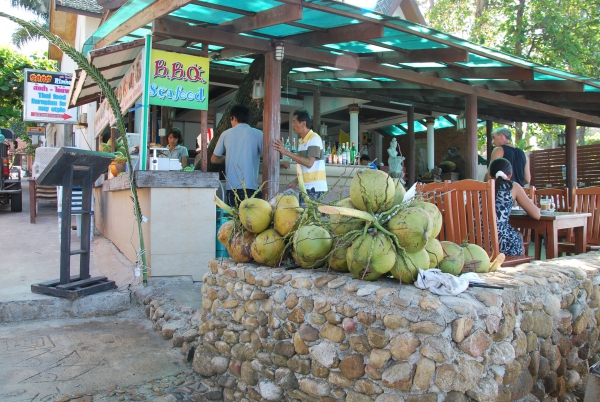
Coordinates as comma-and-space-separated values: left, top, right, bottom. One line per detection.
101, 171, 220, 192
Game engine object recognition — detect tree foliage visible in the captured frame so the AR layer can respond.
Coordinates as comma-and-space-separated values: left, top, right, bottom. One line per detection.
0, 46, 56, 125
9, 0, 50, 48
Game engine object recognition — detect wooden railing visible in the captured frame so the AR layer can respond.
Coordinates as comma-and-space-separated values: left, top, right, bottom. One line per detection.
530, 144, 600, 189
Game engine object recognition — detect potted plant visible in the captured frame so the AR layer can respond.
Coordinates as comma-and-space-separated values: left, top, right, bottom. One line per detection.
109, 156, 127, 176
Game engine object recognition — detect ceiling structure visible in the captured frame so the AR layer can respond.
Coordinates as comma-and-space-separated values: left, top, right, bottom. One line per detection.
74, 0, 600, 137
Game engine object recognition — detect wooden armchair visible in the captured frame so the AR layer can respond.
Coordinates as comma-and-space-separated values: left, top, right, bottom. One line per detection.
535, 187, 570, 212
558, 186, 600, 254
518, 186, 536, 254
416, 181, 454, 241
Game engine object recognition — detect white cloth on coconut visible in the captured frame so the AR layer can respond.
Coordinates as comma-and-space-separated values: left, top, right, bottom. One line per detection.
459, 272, 486, 284
414, 268, 469, 296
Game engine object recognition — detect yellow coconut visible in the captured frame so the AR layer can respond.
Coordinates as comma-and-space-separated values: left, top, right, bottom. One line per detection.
328, 240, 350, 272
387, 207, 433, 253
292, 225, 333, 269
347, 232, 397, 277
349, 169, 395, 213
251, 229, 286, 267
268, 194, 284, 212
389, 248, 430, 284
239, 198, 273, 233
227, 230, 256, 263
274, 196, 303, 237
217, 220, 234, 247
389, 178, 407, 207
439, 241, 465, 275
425, 237, 444, 269
328, 197, 365, 235
412, 201, 443, 239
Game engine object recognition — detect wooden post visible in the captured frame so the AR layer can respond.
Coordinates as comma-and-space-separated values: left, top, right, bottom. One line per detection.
151, 105, 157, 143
262, 49, 282, 201
486, 120, 494, 164
407, 106, 415, 186
200, 42, 208, 172
465, 94, 478, 180
313, 88, 321, 132
110, 127, 116, 153
565, 117, 577, 190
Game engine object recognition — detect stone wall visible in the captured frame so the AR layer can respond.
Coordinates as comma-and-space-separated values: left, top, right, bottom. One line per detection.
193, 254, 600, 401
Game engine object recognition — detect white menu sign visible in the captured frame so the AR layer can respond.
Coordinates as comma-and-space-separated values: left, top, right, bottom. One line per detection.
23, 69, 78, 123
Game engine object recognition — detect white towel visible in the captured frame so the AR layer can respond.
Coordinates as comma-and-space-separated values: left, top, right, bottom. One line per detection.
459, 272, 486, 284
414, 268, 470, 296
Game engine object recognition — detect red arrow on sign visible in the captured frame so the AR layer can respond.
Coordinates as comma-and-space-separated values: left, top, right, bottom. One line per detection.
62, 113, 72, 120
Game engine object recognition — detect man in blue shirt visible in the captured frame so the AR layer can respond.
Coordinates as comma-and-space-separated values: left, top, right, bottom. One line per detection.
360, 154, 378, 170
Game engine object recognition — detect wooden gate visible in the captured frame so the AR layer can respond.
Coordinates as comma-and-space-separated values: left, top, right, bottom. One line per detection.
530, 144, 600, 188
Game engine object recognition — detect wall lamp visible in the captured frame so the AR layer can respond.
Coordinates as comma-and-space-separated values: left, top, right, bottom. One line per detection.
275, 42, 284, 61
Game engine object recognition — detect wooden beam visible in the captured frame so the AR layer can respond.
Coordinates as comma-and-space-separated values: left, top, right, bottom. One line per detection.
465, 94, 478, 180
565, 117, 577, 190
89, 38, 145, 59
288, 22, 383, 47
221, 3, 302, 34
263, 50, 282, 201
97, 58, 137, 72
95, 0, 193, 49
486, 120, 493, 163
192, 0, 254, 16
419, 67, 534, 81
407, 107, 415, 186
476, 80, 584, 92
506, 92, 600, 103
374, 48, 469, 64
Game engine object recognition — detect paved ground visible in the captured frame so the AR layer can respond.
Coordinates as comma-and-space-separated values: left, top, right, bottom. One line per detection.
0, 180, 204, 401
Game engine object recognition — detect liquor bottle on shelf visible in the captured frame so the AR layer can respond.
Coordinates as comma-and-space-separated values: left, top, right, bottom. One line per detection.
331, 143, 337, 164
292, 138, 297, 154
341, 142, 347, 165
284, 137, 292, 161
350, 141, 357, 165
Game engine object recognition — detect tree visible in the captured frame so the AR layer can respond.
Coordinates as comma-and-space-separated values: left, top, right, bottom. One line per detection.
0, 46, 56, 125
9, 0, 50, 49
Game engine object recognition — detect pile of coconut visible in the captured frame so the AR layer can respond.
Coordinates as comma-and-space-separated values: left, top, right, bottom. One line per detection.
215, 168, 496, 283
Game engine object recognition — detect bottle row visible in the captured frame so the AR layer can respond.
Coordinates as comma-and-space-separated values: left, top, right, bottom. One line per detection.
280, 137, 360, 165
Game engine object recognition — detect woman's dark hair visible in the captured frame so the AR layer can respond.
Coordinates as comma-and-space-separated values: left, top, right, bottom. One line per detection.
489, 157, 513, 194
294, 109, 312, 129
169, 127, 183, 144
230, 104, 250, 124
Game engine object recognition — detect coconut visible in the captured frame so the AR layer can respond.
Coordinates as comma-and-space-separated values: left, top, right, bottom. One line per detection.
227, 230, 256, 263
268, 194, 284, 212
387, 207, 433, 253
239, 198, 273, 233
217, 220, 234, 247
347, 232, 397, 277
328, 240, 350, 272
390, 179, 407, 207
439, 241, 465, 275
328, 197, 365, 235
389, 249, 430, 284
349, 169, 395, 213
425, 237, 444, 268
274, 196, 303, 237
462, 243, 491, 273
412, 201, 443, 239
293, 225, 333, 269
251, 229, 286, 267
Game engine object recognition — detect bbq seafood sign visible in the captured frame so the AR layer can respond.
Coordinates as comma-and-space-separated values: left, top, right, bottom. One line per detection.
148, 50, 210, 110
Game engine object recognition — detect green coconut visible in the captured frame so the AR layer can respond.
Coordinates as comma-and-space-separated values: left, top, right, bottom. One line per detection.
349, 169, 395, 213
439, 160, 457, 173
251, 229, 286, 267
217, 220, 234, 247
328, 197, 365, 235
425, 237, 444, 269
389, 248, 430, 284
387, 207, 433, 253
412, 201, 443, 239
292, 225, 333, 269
347, 232, 397, 278
227, 230, 256, 263
328, 240, 350, 272
239, 198, 273, 233
462, 243, 491, 273
274, 195, 303, 236
390, 179, 407, 207
439, 241, 465, 275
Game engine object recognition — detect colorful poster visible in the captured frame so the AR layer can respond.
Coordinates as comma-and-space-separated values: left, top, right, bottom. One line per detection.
23, 69, 78, 123
148, 49, 210, 110
94, 50, 145, 134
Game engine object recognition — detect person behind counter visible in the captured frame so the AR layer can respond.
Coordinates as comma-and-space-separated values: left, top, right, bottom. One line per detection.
165, 128, 188, 167
359, 154, 378, 170
274, 109, 327, 204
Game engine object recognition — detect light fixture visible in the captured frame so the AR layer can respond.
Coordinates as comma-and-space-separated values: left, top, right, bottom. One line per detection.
557, 130, 566, 147
252, 79, 264, 99
456, 111, 466, 131
320, 122, 328, 135
275, 42, 284, 61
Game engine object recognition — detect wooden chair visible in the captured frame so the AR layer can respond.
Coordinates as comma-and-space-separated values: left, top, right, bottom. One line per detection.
416, 181, 454, 241
444, 180, 533, 267
535, 187, 570, 212
558, 186, 600, 254
517, 186, 536, 255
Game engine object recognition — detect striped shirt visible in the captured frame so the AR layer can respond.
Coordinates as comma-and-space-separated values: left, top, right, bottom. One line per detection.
298, 130, 327, 192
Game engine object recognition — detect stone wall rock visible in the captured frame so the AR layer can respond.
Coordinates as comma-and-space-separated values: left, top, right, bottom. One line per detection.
190, 255, 600, 401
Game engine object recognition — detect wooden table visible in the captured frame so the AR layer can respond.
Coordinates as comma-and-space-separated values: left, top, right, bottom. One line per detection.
509, 211, 591, 260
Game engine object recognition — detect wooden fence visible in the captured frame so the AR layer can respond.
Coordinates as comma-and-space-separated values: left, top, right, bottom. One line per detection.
530, 144, 600, 188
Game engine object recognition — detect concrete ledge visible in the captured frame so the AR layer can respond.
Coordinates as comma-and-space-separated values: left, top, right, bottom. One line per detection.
0, 289, 132, 323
